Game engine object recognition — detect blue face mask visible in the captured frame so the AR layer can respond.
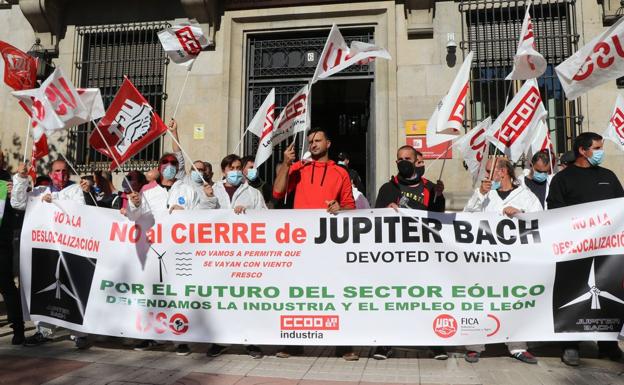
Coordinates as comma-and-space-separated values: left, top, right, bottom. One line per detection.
226, 170, 243, 186
491, 180, 501, 191
588, 149, 604, 166
191, 171, 204, 184
162, 165, 177, 180
246, 168, 258, 182
533, 171, 548, 183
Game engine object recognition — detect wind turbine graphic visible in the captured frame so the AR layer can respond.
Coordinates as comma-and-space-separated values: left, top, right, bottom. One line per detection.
559, 259, 624, 310
152, 247, 167, 283
36, 251, 85, 318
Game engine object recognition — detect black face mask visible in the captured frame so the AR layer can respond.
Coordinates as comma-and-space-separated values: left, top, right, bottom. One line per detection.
397, 160, 415, 179
397, 161, 425, 181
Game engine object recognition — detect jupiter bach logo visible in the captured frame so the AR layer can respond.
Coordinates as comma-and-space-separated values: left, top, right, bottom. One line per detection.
552, 254, 624, 333
30, 248, 97, 325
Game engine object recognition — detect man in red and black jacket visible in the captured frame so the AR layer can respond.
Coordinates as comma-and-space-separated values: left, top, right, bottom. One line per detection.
372, 145, 446, 361
375, 145, 445, 212
273, 127, 355, 213
272, 127, 357, 361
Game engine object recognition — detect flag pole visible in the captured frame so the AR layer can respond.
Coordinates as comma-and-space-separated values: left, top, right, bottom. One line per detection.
164, 127, 207, 185
90, 120, 138, 194
57, 151, 99, 207
23, 119, 31, 163
172, 70, 191, 120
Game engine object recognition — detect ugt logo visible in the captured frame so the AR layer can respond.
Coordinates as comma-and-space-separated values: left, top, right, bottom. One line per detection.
175, 26, 201, 56
433, 314, 457, 338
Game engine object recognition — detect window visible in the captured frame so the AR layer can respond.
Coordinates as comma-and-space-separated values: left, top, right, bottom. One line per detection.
68, 22, 169, 173
460, 0, 581, 154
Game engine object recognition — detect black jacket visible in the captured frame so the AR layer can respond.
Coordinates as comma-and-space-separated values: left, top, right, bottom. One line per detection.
375, 175, 445, 212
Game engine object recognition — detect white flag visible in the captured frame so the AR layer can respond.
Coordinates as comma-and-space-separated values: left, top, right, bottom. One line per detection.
255, 85, 309, 167
603, 94, 624, 151
426, 51, 474, 147
555, 16, 624, 99
457, 117, 491, 183
77, 88, 105, 120
249, 89, 276, 167
486, 79, 547, 162
12, 68, 88, 140
527, 119, 553, 156
506, 3, 547, 80
311, 24, 391, 84
157, 20, 210, 70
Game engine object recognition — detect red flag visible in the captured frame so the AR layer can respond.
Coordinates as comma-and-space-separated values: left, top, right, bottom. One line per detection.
33, 132, 49, 159
0, 41, 37, 91
88, 78, 168, 171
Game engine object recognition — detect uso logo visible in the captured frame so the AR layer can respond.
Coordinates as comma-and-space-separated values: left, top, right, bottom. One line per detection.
433, 314, 457, 338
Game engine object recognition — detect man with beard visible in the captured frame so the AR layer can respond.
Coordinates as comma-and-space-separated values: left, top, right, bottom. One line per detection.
372, 145, 446, 360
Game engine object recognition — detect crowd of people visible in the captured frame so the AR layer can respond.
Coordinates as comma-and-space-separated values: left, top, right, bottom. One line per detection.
0, 119, 622, 366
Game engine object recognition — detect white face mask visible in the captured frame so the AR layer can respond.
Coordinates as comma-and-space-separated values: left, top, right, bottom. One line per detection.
191, 171, 204, 184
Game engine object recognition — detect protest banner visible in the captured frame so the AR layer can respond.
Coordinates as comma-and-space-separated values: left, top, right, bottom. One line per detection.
21, 199, 624, 345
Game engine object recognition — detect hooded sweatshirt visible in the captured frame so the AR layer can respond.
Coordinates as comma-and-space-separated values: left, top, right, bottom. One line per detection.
273, 160, 355, 210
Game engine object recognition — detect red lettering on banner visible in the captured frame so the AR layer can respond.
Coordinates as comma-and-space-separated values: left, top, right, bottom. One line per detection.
44, 77, 78, 117
175, 26, 201, 55
260, 104, 275, 140
281, 315, 340, 330
448, 83, 468, 128
276, 94, 307, 131
494, 87, 541, 147
469, 127, 487, 162
572, 35, 624, 82
322, 42, 346, 72
611, 108, 624, 140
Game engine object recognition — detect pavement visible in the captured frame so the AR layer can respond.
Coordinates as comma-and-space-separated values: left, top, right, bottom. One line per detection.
0, 317, 622, 385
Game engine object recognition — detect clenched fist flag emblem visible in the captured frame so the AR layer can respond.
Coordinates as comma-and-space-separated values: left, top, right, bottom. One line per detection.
88, 78, 168, 171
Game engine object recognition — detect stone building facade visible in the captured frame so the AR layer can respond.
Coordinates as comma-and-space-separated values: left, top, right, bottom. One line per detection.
0, 0, 622, 209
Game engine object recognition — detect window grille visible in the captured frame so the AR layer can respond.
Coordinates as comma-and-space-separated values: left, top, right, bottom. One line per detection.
68, 22, 169, 173
460, 0, 581, 154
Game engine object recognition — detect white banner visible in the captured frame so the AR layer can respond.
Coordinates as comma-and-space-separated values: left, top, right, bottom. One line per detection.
604, 94, 624, 152
20, 198, 624, 345
311, 24, 391, 84
486, 79, 547, 162
457, 117, 491, 184
506, 3, 547, 80
555, 17, 624, 99
158, 20, 210, 70
426, 52, 474, 147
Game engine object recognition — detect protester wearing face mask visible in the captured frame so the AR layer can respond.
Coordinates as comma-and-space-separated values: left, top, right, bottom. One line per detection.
464, 157, 542, 217
12, 160, 88, 349
374, 146, 445, 212
11, 159, 86, 211
547, 132, 624, 367
240, 156, 274, 205
182, 160, 214, 195
213, 154, 266, 214
372, 146, 446, 361
520, 150, 552, 209
126, 153, 217, 221
463, 157, 542, 364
